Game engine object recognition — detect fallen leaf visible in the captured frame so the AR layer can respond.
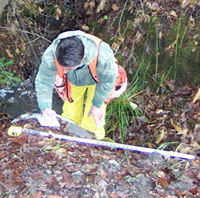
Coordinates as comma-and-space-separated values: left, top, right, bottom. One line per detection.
55, 148, 67, 158
189, 187, 198, 195
192, 88, 200, 103
156, 127, 167, 144
129, 101, 137, 110
157, 171, 166, 178
170, 118, 182, 134
135, 31, 143, 44
6, 49, 14, 58
84, 0, 95, 15
31, 191, 42, 198
111, 42, 118, 51
82, 25, 89, 31
109, 192, 119, 198
154, 176, 168, 188
118, 37, 125, 44
170, 10, 178, 18
112, 4, 119, 11
96, 0, 107, 13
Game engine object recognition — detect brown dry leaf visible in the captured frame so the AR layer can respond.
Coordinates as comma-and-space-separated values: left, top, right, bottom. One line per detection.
109, 192, 119, 198
165, 39, 177, 51
82, 25, 89, 31
142, 14, 151, 23
118, 37, 125, 44
190, 142, 200, 152
111, 42, 118, 51
176, 189, 187, 197
96, 0, 106, 13
179, 145, 192, 154
135, 31, 143, 44
6, 49, 14, 58
192, 88, 200, 103
55, 7, 62, 20
23, 123, 32, 129
159, 31, 163, 39
157, 171, 166, 178
38, 6, 43, 13
147, 142, 153, 148
154, 176, 168, 188
155, 109, 164, 114
15, 48, 20, 55
31, 191, 42, 198
112, 4, 119, 11
170, 118, 183, 134
97, 18, 104, 24
84, 0, 95, 9
84, 0, 95, 15
170, 10, 178, 18
55, 148, 67, 158
180, 0, 195, 8
189, 187, 198, 195
37, 139, 51, 146
146, 2, 156, 10
156, 127, 167, 144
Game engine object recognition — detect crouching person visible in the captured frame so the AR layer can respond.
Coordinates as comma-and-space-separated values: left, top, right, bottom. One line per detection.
35, 30, 127, 140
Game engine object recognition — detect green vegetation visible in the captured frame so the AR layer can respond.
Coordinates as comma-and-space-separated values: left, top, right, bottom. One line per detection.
0, 58, 21, 86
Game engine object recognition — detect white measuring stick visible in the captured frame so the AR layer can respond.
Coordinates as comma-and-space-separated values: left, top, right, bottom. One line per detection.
21, 128, 196, 160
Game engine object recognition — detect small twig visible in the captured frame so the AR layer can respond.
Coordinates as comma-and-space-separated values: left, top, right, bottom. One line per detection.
0, 26, 51, 43
139, 0, 145, 15
106, 10, 121, 34
118, 0, 129, 35
16, 14, 40, 67
125, 39, 136, 68
114, 43, 121, 56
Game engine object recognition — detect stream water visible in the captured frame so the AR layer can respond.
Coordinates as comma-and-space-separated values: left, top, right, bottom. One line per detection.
0, 79, 63, 119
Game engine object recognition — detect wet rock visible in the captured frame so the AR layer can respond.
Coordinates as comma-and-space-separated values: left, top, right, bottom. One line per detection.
45, 169, 52, 175
129, 174, 155, 198
167, 175, 197, 194
147, 152, 165, 165
29, 185, 37, 195
66, 123, 95, 139
108, 159, 121, 170
71, 171, 83, 182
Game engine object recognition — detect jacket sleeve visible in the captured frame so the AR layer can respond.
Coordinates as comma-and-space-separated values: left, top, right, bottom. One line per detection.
35, 46, 57, 112
92, 42, 118, 107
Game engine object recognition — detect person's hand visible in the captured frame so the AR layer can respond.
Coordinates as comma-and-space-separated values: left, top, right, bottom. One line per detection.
42, 108, 57, 121
39, 108, 60, 127
88, 105, 104, 128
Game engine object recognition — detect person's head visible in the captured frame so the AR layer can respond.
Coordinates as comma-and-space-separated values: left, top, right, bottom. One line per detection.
56, 36, 84, 70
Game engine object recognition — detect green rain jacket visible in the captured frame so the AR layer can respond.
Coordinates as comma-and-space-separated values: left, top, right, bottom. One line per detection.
35, 30, 118, 112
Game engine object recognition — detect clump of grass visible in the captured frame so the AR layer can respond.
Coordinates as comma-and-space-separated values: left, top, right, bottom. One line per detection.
105, 63, 146, 143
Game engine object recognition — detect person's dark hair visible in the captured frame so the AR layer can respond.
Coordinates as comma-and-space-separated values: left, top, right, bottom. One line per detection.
56, 36, 84, 67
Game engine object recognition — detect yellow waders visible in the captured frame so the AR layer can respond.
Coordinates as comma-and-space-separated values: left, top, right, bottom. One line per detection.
62, 83, 106, 140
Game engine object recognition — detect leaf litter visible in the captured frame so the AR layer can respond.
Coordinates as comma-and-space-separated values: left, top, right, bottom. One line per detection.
0, 84, 200, 198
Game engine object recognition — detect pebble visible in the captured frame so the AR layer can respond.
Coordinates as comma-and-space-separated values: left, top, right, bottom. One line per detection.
45, 169, 52, 175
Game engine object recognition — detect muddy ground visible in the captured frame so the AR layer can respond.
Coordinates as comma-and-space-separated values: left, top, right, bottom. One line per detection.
0, 84, 200, 198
